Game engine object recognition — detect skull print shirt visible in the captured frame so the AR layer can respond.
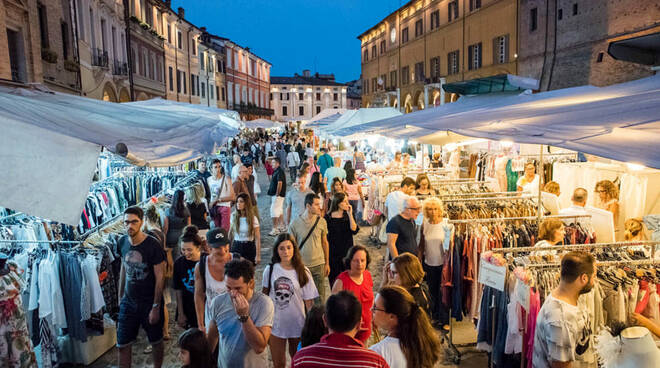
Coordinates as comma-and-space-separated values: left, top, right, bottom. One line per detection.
262, 263, 319, 338
119, 234, 165, 302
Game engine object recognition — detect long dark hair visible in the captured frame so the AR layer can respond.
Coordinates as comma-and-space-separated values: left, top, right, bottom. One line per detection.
309, 172, 325, 195
178, 328, 213, 368
345, 168, 357, 185
378, 286, 441, 368
300, 305, 327, 348
343, 160, 353, 171
230, 193, 255, 239
171, 189, 190, 218
269, 233, 309, 287
329, 192, 347, 213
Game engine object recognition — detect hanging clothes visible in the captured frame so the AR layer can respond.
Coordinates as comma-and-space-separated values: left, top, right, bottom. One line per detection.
0, 267, 37, 368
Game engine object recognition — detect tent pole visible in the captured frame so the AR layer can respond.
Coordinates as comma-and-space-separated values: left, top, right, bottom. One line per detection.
537, 144, 544, 225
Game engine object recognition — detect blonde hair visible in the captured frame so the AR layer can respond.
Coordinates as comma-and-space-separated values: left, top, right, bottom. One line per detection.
422, 197, 444, 219
624, 218, 647, 241
595, 180, 619, 201
393, 253, 425, 289
539, 218, 563, 242
543, 181, 560, 196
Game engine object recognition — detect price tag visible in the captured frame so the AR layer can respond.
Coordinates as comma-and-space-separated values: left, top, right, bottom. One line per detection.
514, 280, 531, 312
478, 259, 507, 291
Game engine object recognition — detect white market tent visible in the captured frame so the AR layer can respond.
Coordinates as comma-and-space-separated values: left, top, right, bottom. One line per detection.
355, 75, 660, 169
244, 118, 280, 129
126, 98, 243, 129
0, 87, 238, 225
320, 107, 402, 136
304, 108, 348, 128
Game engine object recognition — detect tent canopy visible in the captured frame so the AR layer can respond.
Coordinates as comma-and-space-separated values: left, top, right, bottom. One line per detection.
321, 107, 402, 136
0, 87, 238, 225
305, 108, 348, 127
126, 98, 243, 129
245, 118, 279, 129
362, 75, 660, 169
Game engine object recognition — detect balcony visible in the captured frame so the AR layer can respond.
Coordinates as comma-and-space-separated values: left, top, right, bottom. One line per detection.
92, 48, 109, 68
129, 16, 165, 49
385, 85, 397, 92
112, 60, 128, 76
231, 102, 274, 116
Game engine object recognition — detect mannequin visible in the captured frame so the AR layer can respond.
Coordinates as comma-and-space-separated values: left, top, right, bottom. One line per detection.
596, 326, 660, 368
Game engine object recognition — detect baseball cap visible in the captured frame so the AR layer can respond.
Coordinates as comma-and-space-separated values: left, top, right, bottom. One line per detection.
206, 228, 230, 248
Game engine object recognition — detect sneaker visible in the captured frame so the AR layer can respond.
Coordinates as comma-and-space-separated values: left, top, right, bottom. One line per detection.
143, 345, 153, 354
278, 227, 288, 234
268, 229, 279, 236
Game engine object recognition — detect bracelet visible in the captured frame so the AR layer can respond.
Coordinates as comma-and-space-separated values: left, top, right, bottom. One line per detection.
237, 314, 249, 323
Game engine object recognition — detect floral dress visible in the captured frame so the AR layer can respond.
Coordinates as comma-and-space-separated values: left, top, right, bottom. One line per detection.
0, 266, 37, 368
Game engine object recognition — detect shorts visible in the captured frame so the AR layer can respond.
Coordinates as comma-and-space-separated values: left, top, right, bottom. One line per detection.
270, 196, 285, 218
116, 298, 164, 347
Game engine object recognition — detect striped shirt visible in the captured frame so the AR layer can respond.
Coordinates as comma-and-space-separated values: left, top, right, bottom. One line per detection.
292, 333, 390, 368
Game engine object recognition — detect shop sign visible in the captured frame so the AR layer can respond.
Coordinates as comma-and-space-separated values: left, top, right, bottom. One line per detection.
478, 259, 506, 291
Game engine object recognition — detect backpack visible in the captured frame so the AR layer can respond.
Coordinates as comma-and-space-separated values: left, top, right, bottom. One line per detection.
198, 252, 242, 291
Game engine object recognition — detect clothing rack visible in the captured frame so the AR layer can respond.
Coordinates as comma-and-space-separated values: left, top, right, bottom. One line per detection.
0, 211, 25, 223
442, 195, 535, 203
79, 172, 199, 240
446, 214, 592, 224
437, 191, 519, 198
0, 239, 81, 244
525, 258, 660, 269
489, 240, 660, 254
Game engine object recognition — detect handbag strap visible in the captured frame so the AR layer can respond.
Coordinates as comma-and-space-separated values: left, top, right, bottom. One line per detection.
299, 216, 320, 250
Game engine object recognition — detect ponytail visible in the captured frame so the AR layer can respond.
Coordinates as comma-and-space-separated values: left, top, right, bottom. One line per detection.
379, 286, 441, 368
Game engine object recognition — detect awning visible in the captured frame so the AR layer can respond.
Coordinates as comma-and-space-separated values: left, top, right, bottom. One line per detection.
305, 108, 348, 127
244, 118, 279, 129
322, 107, 402, 136
126, 98, 243, 129
442, 74, 539, 95
608, 32, 660, 66
363, 75, 660, 169
0, 87, 238, 225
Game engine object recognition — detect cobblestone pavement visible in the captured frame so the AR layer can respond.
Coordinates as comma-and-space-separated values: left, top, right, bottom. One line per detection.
79, 168, 488, 367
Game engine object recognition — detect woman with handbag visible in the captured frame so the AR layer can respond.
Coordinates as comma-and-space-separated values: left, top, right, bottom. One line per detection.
207, 159, 234, 231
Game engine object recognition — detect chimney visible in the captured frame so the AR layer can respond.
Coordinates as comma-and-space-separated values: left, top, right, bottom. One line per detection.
164, 0, 171, 7
200, 26, 206, 32
302, 69, 311, 77
177, 7, 185, 18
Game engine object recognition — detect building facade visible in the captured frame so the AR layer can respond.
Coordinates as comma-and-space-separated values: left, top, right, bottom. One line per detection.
270, 70, 347, 121
162, 6, 200, 104
518, 0, 660, 91
359, 0, 518, 112
346, 78, 363, 109
126, 0, 166, 100
204, 33, 227, 109
215, 38, 273, 120
1, 0, 81, 94
73, 0, 130, 102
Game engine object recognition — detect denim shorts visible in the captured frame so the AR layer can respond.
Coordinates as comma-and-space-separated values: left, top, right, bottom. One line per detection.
116, 297, 164, 347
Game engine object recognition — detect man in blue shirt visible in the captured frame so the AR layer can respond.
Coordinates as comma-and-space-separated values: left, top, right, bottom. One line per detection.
318, 147, 334, 177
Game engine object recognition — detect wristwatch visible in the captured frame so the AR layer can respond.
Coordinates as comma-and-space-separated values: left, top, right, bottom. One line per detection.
237, 314, 249, 323
152, 303, 160, 309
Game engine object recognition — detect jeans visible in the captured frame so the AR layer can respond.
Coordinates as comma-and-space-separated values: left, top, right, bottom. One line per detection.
308, 264, 328, 306
289, 167, 297, 181
424, 263, 449, 325
117, 297, 164, 347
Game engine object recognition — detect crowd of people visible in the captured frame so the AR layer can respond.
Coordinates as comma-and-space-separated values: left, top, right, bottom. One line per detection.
111, 129, 659, 368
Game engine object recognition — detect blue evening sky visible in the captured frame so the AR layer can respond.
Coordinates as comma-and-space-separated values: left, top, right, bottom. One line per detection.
172, 0, 405, 83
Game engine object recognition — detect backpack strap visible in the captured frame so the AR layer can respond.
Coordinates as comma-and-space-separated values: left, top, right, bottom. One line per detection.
262, 263, 275, 296
199, 254, 208, 292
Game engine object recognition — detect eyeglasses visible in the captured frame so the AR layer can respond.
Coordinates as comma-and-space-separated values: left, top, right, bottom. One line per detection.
371, 306, 386, 313
123, 220, 140, 226
407, 207, 421, 211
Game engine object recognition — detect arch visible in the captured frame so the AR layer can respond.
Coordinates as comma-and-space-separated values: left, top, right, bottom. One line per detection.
102, 82, 118, 102
432, 90, 442, 106
391, 97, 398, 108
365, 101, 371, 108
416, 91, 425, 110
119, 88, 131, 102
450, 93, 459, 103
136, 92, 149, 101
403, 94, 413, 114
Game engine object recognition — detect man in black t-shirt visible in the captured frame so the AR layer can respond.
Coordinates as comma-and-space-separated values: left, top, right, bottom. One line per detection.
386, 197, 421, 259
117, 206, 166, 368
268, 157, 287, 236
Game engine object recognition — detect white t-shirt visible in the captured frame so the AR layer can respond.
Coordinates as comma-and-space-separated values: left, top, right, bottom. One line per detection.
262, 264, 318, 338
517, 174, 540, 196
305, 147, 314, 158
287, 151, 300, 167
370, 336, 407, 368
422, 220, 445, 266
234, 216, 260, 241
208, 175, 232, 207
385, 190, 410, 220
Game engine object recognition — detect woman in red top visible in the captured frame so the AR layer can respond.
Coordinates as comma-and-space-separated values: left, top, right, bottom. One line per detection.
331, 245, 374, 343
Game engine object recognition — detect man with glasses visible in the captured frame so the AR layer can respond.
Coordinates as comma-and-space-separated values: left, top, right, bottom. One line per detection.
386, 197, 421, 259
117, 206, 166, 368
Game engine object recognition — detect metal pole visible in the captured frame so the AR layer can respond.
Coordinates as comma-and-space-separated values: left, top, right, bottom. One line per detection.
537, 144, 544, 225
